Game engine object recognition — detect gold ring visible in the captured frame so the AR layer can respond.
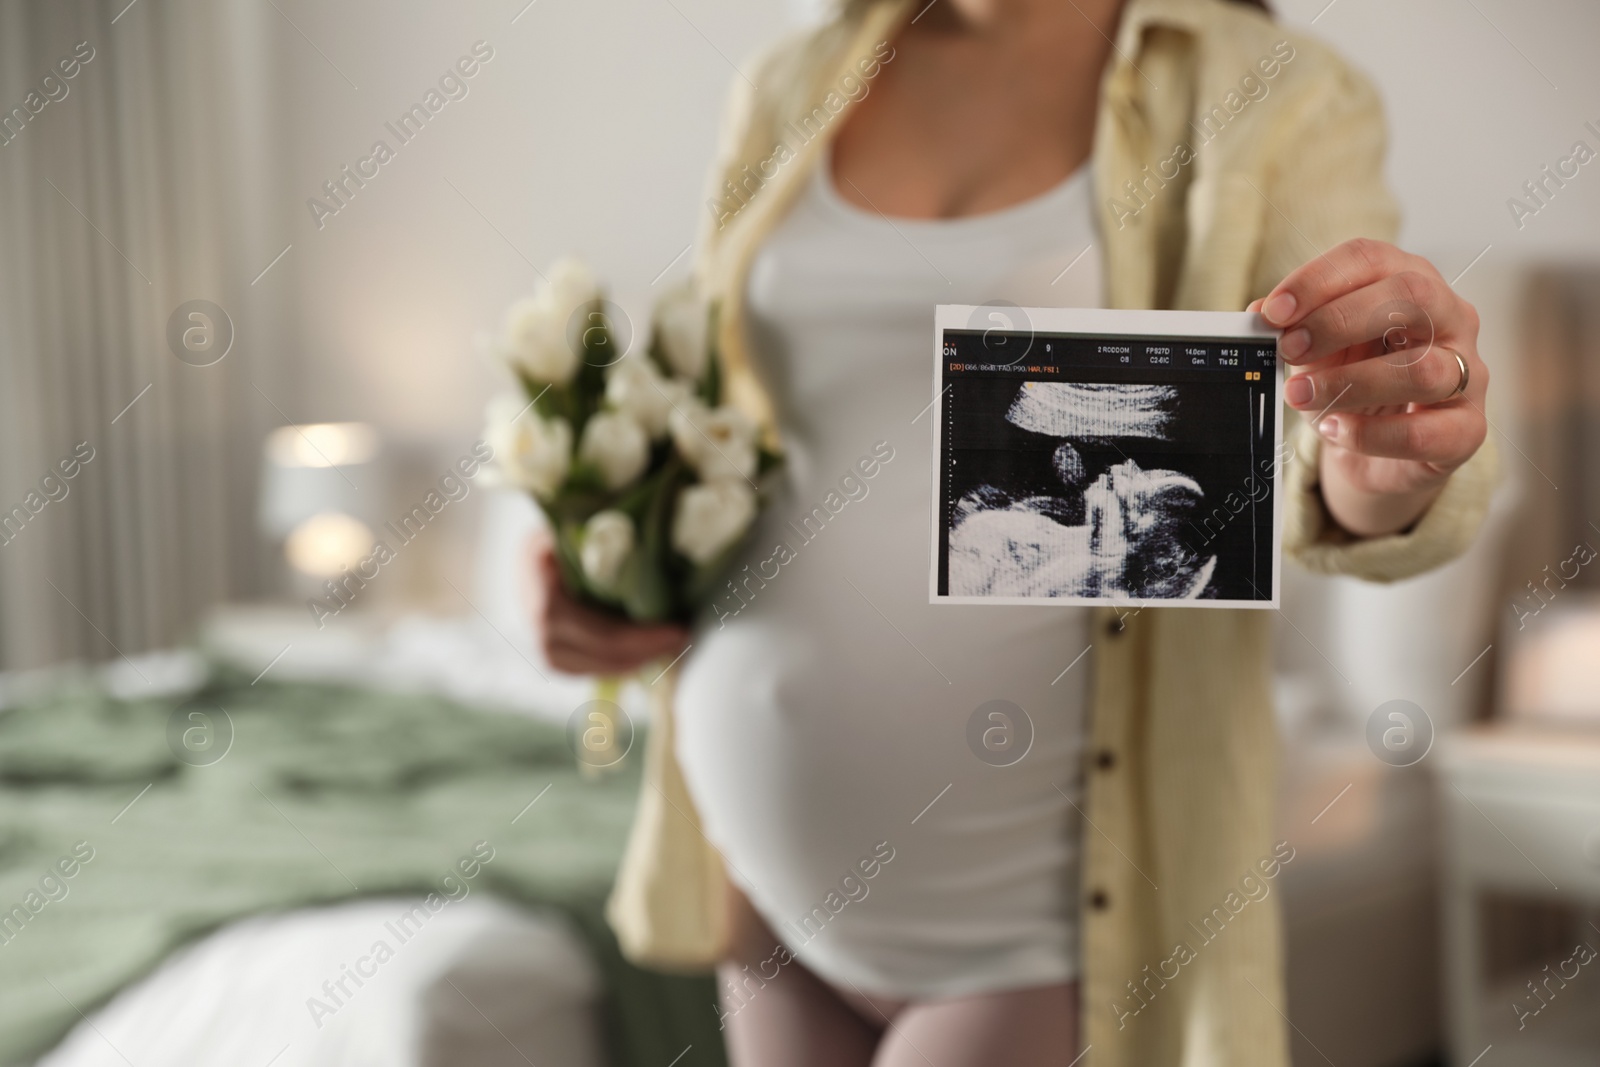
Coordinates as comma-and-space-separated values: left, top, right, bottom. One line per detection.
1451, 350, 1469, 398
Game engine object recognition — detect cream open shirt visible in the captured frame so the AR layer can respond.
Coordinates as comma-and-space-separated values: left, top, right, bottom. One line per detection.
606, 1, 1498, 1064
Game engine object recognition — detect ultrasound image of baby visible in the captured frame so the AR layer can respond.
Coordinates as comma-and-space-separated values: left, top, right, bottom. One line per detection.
946, 382, 1219, 600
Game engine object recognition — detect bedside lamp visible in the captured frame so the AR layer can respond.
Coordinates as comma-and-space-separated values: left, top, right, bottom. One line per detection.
259, 423, 383, 580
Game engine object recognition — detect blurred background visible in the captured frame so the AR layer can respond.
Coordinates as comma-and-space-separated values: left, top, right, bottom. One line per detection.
1, 0, 1598, 1064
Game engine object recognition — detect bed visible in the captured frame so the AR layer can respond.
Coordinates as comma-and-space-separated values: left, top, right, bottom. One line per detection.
0, 636, 721, 1067
35, 897, 606, 1067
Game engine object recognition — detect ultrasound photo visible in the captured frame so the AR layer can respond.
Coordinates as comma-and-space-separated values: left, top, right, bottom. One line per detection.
930, 307, 1282, 609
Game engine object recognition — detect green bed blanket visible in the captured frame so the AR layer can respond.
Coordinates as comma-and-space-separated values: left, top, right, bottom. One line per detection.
0, 662, 727, 1067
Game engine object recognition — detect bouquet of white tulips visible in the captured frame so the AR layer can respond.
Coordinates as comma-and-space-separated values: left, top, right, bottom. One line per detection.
482, 260, 777, 623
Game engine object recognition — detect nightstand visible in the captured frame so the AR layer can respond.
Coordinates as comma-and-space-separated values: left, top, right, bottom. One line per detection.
1438, 727, 1600, 1066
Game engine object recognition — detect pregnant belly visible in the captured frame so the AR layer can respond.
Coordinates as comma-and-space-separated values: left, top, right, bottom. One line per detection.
674, 543, 1090, 994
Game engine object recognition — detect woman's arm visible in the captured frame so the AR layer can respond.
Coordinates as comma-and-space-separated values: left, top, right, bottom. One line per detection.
1251, 238, 1490, 539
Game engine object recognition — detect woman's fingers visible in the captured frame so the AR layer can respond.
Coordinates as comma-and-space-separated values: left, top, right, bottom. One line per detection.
1256, 237, 1487, 459
1259, 237, 1431, 334
527, 530, 562, 606
547, 641, 668, 677
547, 588, 688, 662
1285, 343, 1481, 414
546, 623, 688, 675
1316, 404, 1488, 469
550, 607, 687, 661
528, 527, 689, 675
1260, 242, 1492, 523
1276, 268, 1461, 367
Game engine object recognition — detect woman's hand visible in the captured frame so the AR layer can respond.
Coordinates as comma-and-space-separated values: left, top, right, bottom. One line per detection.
1253, 238, 1490, 538
526, 530, 690, 675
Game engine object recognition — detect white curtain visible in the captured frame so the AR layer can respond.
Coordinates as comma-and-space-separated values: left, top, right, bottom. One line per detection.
0, 0, 297, 670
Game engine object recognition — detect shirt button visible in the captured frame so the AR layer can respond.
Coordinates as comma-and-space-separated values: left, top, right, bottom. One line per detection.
1095, 749, 1117, 771
1089, 889, 1110, 911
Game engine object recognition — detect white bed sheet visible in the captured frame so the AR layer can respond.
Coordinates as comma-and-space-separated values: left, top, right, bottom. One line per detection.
37, 897, 606, 1067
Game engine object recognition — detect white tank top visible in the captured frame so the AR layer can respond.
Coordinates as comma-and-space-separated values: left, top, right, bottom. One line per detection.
676, 151, 1103, 999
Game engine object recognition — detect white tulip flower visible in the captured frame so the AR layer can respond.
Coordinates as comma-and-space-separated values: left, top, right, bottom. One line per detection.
545, 258, 602, 315
578, 410, 650, 490
605, 356, 690, 439
672, 480, 756, 565
580, 509, 635, 591
668, 398, 758, 484
654, 283, 709, 382
497, 258, 602, 385
483, 393, 572, 501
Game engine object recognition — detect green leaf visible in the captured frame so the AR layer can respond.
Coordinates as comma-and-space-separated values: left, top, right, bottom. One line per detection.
700, 301, 723, 406
571, 299, 613, 430
552, 521, 588, 593
682, 537, 747, 610
620, 458, 689, 622
521, 374, 572, 424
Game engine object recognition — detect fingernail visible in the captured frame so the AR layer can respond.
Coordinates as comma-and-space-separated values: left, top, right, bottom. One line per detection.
1280, 328, 1311, 360
1285, 375, 1315, 407
1263, 292, 1297, 324
1317, 415, 1341, 442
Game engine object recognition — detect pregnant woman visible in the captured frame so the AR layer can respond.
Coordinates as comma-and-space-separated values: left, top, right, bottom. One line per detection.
530, 0, 1495, 1064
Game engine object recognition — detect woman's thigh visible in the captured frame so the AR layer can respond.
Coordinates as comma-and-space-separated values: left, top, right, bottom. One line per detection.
871, 982, 1081, 1067
719, 888, 881, 1067
720, 887, 1081, 1067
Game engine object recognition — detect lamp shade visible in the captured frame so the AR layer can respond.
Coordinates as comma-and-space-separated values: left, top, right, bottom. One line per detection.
258, 423, 382, 539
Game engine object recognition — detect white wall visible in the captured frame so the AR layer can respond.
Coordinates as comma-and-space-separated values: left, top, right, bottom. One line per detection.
1278, 0, 1600, 262
274, 0, 793, 448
